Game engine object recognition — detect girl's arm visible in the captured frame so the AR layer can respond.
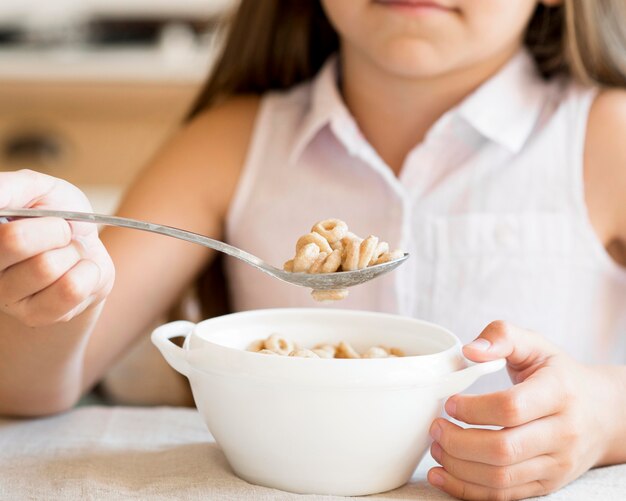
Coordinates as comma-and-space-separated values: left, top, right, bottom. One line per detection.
0, 171, 115, 416
583, 88, 626, 466
0, 97, 259, 416
82, 96, 259, 395
425, 89, 626, 500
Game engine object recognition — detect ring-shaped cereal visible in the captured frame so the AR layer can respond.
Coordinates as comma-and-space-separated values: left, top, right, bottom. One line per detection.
342, 238, 361, 271
313, 343, 337, 357
311, 219, 348, 244
362, 346, 390, 358
258, 349, 279, 355
293, 242, 320, 272
247, 339, 265, 352
331, 232, 363, 254
296, 232, 332, 254
389, 347, 405, 357
308, 251, 329, 274
336, 341, 361, 359
283, 219, 404, 301
311, 288, 349, 302
265, 334, 294, 355
288, 349, 320, 358
358, 235, 379, 269
321, 249, 342, 273
372, 241, 389, 263
375, 249, 404, 265
330, 240, 343, 252
341, 232, 360, 245
312, 348, 335, 359
247, 336, 404, 358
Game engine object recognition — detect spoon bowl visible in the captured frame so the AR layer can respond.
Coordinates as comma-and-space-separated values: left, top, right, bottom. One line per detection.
0, 208, 408, 290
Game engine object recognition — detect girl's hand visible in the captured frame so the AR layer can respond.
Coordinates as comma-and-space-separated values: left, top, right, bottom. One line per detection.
0, 170, 114, 327
427, 321, 620, 501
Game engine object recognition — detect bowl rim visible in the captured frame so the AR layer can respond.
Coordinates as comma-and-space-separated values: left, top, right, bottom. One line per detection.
177, 308, 468, 389
191, 308, 459, 352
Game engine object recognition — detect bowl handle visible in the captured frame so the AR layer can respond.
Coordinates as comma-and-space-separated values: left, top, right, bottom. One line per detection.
151, 320, 196, 378
435, 358, 506, 399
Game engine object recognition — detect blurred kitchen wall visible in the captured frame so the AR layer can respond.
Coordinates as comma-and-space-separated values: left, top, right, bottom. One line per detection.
0, 0, 235, 213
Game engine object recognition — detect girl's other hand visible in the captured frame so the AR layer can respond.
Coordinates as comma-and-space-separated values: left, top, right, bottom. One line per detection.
0, 169, 114, 327
427, 321, 621, 501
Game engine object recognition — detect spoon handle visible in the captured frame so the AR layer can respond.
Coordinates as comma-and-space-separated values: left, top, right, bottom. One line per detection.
0, 208, 265, 267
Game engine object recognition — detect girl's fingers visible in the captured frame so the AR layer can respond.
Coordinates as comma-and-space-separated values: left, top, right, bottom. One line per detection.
14, 259, 101, 327
0, 170, 92, 219
0, 170, 113, 327
428, 466, 547, 501
430, 417, 557, 466
430, 441, 557, 489
0, 169, 98, 258
0, 243, 83, 305
445, 366, 565, 427
0, 169, 57, 209
462, 320, 559, 368
0, 217, 72, 270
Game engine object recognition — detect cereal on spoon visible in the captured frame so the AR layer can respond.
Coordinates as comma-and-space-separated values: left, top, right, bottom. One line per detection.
283, 219, 404, 301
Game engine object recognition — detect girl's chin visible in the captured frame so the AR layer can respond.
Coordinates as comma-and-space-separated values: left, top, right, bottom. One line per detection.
367, 42, 455, 78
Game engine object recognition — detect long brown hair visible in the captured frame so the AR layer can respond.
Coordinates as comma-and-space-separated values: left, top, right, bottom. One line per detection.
189, 0, 626, 118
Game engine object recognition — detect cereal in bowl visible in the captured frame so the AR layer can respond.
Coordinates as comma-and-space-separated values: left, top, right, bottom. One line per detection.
283, 219, 404, 301
247, 334, 405, 359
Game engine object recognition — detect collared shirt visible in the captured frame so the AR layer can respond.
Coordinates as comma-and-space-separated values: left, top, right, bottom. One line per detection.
224, 50, 626, 391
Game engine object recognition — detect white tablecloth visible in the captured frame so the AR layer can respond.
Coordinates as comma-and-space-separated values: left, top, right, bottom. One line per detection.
0, 406, 624, 500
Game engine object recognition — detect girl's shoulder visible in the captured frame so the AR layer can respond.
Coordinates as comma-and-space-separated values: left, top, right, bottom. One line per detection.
178, 95, 262, 173
180, 94, 262, 208
188, 95, 262, 142
586, 88, 626, 140
584, 88, 626, 246
189, 81, 314, 151
180, 80, 314, 192
122, 95, 262, 225
584, 88, 626, 190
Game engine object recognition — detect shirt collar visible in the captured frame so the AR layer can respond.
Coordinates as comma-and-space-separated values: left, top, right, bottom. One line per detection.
455, 49, 548, 153
289, 55, 350, 164
290, 49, 549, 164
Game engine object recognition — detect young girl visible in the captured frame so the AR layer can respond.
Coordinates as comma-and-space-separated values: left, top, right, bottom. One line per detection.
1, 0, 626, 499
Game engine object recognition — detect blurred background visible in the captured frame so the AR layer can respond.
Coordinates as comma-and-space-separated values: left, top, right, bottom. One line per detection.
0, 0, 237, 405
0, 0, 235, 214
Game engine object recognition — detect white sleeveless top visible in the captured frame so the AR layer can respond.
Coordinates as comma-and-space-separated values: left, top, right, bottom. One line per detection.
224, 50, 626, 391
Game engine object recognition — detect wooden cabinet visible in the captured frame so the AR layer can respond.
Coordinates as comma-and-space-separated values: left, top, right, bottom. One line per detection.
0, 80, 200, 187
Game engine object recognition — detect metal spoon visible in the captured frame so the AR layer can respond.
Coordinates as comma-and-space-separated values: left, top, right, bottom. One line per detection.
0, 208, 408, 290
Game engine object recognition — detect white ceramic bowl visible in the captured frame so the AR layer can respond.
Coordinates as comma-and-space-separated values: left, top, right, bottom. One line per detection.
151, 308, 504, 496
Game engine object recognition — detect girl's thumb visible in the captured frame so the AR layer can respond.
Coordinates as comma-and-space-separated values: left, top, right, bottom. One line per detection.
462, 320, 559, 369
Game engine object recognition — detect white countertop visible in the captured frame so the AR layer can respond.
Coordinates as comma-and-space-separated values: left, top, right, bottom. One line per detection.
0, 406, 623, 500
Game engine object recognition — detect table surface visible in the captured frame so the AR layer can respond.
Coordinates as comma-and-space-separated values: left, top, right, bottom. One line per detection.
1, 406, 623, 500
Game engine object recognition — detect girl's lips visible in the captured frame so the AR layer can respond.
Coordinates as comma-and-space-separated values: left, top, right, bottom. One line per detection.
373, 0, 456, 14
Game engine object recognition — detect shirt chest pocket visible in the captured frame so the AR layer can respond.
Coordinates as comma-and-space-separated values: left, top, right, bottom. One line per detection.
434, 212, 573, 258
427, 212, 574, 339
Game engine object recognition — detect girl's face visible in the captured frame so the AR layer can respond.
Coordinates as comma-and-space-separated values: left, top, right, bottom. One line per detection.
321, 0, 556, 78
